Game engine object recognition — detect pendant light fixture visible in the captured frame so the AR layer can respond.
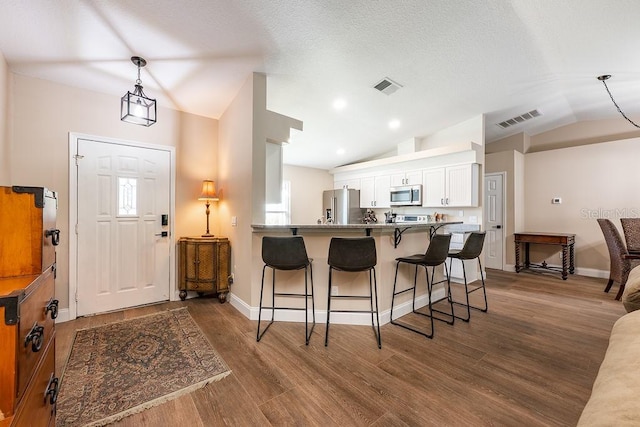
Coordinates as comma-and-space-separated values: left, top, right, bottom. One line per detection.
121, 56, 157, 127
597, 74, 640, 129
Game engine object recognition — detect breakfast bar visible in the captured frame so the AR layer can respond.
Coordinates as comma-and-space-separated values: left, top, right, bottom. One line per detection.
251, 221, 468, 326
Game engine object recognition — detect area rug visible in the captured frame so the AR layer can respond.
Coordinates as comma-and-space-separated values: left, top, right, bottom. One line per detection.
56, 307, 231, 426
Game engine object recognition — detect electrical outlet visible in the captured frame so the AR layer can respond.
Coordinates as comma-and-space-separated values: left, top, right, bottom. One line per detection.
331, 286, 339, 296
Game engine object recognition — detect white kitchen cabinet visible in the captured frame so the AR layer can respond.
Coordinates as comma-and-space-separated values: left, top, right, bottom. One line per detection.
334, 178, 360, 190
360, 175, 391, 208
422, 163, 479, 207
422, 168, 446, 207
390, 170, 423, 187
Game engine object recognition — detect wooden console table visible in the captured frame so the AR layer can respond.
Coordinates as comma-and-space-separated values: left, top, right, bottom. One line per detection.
514, 232, 575, 280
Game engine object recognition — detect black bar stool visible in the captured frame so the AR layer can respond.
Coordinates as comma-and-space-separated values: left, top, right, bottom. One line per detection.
257, 236, 315, 345
448, 231, 487, 322
390, 233, 453, 339
325, 237, 381, 349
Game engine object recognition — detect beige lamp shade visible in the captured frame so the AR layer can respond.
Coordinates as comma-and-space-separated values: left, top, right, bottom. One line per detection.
198, 180, 219, 201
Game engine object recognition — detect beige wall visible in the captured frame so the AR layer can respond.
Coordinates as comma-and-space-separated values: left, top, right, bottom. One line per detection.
524, 138, 640, 274
419, 115, 485, 149
486, 132, 530, 155
8, 74, 217, 311
485, 149, 525, 267
218, 73, 265, 305
174, 114, 219, 238
284, 164, 333, 224
487, 118, 640, 275
530, 118, 640, 152
0, 51, 9, 186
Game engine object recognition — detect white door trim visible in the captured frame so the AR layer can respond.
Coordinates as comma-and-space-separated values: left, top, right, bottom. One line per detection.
484, 172, 507, 271
68, 132, 177, 321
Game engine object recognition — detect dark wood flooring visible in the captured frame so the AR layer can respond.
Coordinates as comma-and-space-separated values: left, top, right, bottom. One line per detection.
55, 270, 626, 426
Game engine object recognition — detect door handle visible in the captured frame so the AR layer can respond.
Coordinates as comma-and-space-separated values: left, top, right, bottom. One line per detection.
155, 231, 169, 237
493, 225, 502, 229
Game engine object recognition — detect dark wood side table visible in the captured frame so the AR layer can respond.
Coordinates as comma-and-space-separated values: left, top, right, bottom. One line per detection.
178, 236, 231, 302
514, 232, 576, 280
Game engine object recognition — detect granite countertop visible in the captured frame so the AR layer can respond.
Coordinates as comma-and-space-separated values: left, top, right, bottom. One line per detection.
251, 221, 463, 231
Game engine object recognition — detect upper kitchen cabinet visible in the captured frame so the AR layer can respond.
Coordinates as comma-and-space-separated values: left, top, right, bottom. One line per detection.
423, 163, 479, 207
390, 170, 423, 187
360, 175, 391, 208
334, 178, 361, 190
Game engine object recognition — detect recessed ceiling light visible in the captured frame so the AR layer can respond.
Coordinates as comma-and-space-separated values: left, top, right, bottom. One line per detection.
337, 148, 346, 155
389, 119, 401, 130
333, 98, 347, 110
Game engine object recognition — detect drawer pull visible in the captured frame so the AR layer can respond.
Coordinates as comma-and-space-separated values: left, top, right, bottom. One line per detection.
46, 298, 59, 320
45, 374, 59, 405
24, 322, 45, 352
45, 228, 61, 246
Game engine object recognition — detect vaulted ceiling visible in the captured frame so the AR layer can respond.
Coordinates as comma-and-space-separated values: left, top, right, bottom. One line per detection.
1, 1, 639, 169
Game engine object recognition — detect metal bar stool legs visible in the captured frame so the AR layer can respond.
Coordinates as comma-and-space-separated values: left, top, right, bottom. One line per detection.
448, 232, 488, 322
257, 236, 315, 345
325, 237, 381, 349
390, 233, 454, 339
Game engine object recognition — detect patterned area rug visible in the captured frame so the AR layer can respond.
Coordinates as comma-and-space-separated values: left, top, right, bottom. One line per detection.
56, 308, 231, 426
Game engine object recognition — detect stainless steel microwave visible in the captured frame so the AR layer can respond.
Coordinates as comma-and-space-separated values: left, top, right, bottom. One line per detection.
389, 184, 422, 206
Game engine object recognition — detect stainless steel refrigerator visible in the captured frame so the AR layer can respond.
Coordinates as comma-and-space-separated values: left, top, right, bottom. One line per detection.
322, 189, 364, 224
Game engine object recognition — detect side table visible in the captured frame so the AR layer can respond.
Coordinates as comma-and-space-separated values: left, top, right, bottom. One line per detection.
514, 232, 575, 280
178, 236, 231, 302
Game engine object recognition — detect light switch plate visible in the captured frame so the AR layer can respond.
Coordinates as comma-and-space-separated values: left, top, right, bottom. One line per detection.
231, 216, 237, 226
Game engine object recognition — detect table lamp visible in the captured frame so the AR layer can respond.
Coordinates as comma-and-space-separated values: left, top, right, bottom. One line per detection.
198, 180, 219, 237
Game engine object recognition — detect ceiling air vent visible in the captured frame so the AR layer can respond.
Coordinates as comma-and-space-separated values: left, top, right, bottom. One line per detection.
496, 109, 542, 129
373, 77, 402, 95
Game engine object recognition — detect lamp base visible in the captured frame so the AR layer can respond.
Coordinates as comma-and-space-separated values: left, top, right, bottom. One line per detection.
201, 233, 215, 238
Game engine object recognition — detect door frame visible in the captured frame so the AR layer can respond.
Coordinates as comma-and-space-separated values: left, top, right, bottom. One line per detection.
483, 172, 506, 271
68, 132, 177, 321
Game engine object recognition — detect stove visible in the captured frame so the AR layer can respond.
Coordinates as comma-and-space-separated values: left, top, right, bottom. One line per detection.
394, 214, 431, 224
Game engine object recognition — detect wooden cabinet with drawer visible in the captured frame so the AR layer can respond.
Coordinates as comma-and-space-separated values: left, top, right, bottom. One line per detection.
0, 267, 58, 426
0, 186, 59, 277
178, 237, 231, 303
0, 186, 58, 427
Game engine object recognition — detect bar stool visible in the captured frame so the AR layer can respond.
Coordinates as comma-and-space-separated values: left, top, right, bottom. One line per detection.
325, 237, 381, 349
390, 233, 453, 339
257, 236, 315, 345
448, 231, 487, 322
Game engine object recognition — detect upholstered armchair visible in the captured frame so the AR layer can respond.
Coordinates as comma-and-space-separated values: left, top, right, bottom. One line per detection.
620, 218, 640, 254
597, 218, 640, 300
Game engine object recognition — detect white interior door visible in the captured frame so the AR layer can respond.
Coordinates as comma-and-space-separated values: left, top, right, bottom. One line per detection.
76, 139, 171, 316
484, 173, 504, 270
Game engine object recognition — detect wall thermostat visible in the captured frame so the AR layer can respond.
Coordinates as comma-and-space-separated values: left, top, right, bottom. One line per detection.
552, 197, 562, 204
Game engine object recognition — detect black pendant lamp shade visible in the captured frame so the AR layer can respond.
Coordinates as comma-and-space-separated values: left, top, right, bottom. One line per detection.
121, 56, 157, 127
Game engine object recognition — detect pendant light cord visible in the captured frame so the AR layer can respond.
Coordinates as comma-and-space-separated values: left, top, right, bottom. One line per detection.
599, 75, 640, 129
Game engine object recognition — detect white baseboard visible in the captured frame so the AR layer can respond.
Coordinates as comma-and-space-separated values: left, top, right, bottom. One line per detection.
55, 308, 71, 323
230, 286, 447, 326
503, 263, 608, 279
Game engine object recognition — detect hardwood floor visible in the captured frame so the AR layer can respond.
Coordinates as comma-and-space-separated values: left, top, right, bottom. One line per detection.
55, 270, 626, 426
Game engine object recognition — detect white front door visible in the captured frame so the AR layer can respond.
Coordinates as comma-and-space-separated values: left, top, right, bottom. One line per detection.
76, 138, 171, 316
484, 173, 504, 270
